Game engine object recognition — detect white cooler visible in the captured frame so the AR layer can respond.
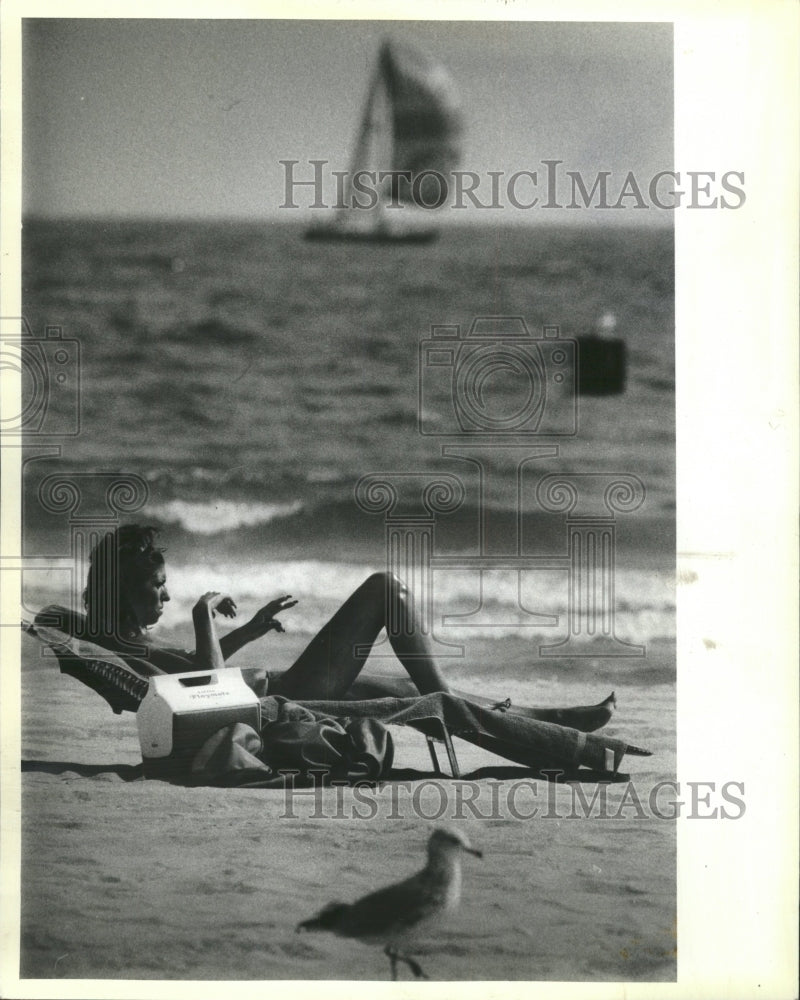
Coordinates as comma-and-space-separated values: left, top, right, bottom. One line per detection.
137, 668, 261, 779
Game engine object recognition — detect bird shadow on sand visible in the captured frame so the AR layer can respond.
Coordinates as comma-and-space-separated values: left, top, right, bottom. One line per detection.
22, 759, 145, 781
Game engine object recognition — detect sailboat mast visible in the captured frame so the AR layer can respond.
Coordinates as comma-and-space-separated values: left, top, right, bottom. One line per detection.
342, 47, 386, 211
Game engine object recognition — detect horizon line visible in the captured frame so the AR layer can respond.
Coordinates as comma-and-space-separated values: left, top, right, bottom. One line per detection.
20, 211, 675, 231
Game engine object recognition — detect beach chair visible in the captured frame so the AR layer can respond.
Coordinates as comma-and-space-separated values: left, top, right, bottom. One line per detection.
25, 609, 150, 715
24, 608, 462, 778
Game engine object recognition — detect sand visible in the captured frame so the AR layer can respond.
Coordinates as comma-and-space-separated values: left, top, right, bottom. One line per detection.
19, 633, 676, 983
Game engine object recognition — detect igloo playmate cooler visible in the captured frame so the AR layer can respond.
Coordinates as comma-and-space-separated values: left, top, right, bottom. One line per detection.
137, 668, 261, 780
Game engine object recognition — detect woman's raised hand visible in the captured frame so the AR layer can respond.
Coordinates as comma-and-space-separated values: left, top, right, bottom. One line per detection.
193, 592, 238, 620
247, 594, 298, 638
191, 592, 234, 671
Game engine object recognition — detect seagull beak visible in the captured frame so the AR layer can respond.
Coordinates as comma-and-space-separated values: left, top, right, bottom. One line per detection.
466, 847, 483, 858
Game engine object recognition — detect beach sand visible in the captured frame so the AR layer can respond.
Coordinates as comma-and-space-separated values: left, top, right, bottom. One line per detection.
20, 632, 675, 983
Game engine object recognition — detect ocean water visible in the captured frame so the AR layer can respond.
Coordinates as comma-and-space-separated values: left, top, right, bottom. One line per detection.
21, 217, 674, 670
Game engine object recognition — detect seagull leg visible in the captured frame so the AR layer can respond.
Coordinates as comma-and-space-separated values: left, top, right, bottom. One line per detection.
399, 953, 429, 980
384, 944, 399, 981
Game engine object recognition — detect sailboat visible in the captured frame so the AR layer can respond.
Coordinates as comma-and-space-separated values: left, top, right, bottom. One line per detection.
305, 40, 463, 244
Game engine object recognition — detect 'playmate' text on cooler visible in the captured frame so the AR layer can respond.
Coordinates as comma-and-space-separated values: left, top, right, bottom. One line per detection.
155, 691, 233, 701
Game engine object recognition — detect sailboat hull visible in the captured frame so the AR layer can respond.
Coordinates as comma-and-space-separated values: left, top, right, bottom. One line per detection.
304, 221, 438, 245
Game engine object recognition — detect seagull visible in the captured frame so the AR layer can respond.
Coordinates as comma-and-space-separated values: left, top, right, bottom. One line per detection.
296, 826, 482, 980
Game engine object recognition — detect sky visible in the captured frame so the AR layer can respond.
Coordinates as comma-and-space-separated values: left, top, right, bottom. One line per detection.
22, 19, 673, 221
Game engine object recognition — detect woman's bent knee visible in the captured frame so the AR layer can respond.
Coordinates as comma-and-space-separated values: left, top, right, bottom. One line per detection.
363, 571, 408, 599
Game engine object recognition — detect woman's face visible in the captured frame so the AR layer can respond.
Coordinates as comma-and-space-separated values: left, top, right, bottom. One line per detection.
126, 561, 170, 628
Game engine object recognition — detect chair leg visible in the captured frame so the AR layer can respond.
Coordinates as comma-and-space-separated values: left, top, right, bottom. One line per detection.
423, 722, 461, 779
424, 720, 461, 779
426, 736, 443, 775
439, 721, 461, 779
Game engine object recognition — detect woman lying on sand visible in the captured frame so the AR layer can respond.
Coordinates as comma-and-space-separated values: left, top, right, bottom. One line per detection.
45, 523, 616, 734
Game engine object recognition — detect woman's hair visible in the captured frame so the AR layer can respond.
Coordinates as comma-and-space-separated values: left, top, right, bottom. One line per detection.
83, 524, 165, 637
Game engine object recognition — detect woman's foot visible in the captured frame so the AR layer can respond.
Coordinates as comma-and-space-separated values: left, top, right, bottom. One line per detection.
503, 692, 617, 732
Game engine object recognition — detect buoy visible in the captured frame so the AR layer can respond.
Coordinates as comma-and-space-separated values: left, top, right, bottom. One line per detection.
577, 313, 627, 395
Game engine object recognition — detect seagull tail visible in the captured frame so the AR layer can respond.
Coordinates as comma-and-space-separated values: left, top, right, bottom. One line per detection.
296, 901, 350, 933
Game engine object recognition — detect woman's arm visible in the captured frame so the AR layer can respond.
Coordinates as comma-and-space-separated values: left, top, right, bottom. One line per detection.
218, 595, 298, 661
192, 592, 236, 671
219, 624, 256, 661
139, 646, 193, 674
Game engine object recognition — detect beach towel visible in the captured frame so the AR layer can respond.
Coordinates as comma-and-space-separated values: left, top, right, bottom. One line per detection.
189, 705, 394, 787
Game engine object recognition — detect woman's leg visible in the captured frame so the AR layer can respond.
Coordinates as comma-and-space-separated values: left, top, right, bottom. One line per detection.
338, 680, 616, 732
269, 573, 451, 701
268, 572, 617, 732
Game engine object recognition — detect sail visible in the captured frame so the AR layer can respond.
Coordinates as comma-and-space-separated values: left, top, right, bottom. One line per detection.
304, 39, 462, 241
378, 41, 463, 205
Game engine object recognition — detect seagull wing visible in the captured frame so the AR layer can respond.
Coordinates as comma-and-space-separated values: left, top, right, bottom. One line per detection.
336, 871, 445, 942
